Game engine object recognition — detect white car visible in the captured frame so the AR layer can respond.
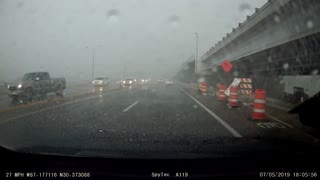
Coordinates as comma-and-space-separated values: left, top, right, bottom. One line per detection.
165, 80, 173, 85
92, 77, 110, 86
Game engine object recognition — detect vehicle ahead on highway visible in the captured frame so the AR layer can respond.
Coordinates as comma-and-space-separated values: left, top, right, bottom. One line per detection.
138, 78, 149, 85
7, 72, 66, 103
165, 80, 173, 85
92, 77, 110, 87
121, 79, 136, 87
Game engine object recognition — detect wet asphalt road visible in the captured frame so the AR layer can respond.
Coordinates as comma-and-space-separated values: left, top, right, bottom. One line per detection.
0, 82, 318, 156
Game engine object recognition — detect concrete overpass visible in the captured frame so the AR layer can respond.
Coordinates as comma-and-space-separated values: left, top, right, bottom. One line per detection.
198, 0, 320, 99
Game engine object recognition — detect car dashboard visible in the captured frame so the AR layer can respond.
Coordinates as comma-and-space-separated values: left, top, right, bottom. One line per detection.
1, 145, 320, 179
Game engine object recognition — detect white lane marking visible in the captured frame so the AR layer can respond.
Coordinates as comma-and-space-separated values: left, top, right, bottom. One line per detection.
179, 87, 242, 138
257, 122, 286, 129
0, 89, 127, 125
122, 101, 139, 112
266, 114, 293, 128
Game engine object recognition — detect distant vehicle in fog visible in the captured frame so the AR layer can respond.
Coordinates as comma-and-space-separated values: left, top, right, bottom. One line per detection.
92, 77, 110, 87
121, 79, 136, 87
7, 72, 66, 103
139, 78, 149, 85
165, 80, 173, 85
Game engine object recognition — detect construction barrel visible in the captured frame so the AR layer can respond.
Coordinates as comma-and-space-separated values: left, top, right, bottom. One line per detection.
217, 83, 226, 101
228, 85, 238, 107
252, 89, 266, 120
199, 82, 208, 96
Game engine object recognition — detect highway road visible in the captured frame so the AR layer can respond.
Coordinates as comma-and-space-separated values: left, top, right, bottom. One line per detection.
0, 82, 318, 157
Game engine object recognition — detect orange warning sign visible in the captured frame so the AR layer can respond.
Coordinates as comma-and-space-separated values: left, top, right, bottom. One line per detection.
221, 59, 232, 72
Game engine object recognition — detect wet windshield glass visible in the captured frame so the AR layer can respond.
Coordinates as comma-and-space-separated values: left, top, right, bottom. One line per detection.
1, 0, 320, 158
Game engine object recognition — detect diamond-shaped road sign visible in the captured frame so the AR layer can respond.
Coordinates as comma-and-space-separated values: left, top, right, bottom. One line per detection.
221, 59, 232, 72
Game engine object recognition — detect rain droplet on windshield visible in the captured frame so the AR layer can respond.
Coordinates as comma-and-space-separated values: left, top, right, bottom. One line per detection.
307, 20, 314, 29
168, 15, 180, 28
197, 77, 205, 83
106, 9, 120, 23
311, 69, 319, 75
294, 25, 300, 32
273, 15, 281, 23
233, 71, 239, 77
212, 66, 217, 72
283, 63, 289, 69
238, 3, 252, 16
239, 3, 251, 12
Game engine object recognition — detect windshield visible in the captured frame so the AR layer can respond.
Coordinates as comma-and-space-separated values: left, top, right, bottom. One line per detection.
1, 0, 320, 159
22, 73, 36, 81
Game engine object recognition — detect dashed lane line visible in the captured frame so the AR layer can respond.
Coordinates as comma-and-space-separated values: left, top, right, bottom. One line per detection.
122, 101, 139, 112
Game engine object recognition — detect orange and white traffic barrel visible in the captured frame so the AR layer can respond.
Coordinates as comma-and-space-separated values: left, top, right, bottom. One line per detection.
228, 85, 238, 107
199, 82, 208, 96
217, 83, 226, 101
252, 89, 266, 120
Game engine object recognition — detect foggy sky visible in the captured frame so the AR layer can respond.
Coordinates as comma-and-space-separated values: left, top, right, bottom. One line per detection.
0, 0, 266, 82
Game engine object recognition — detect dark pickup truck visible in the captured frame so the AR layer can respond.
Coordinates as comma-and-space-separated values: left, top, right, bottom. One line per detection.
8, 72, 66, 103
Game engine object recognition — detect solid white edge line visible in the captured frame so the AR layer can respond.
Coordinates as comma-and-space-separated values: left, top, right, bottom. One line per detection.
179, 87, 242, 138
266, 114, 293, 128
122, 101, 139, 112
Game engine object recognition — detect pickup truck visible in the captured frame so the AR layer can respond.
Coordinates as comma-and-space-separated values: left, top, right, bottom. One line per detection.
8, 72, 66, 103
